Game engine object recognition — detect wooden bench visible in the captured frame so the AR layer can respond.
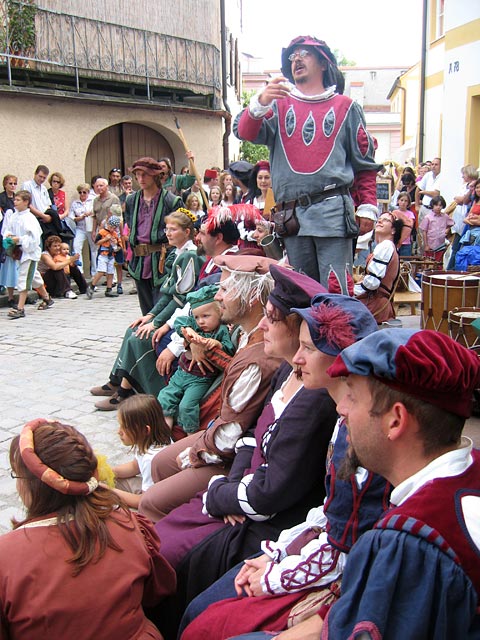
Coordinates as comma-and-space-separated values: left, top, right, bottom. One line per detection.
394, 291, 422, 315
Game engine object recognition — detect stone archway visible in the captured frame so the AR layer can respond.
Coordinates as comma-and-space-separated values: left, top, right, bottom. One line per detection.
85, 122, 175, 182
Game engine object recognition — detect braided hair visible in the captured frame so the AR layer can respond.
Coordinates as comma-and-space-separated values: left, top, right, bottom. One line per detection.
10, 422, 132, 575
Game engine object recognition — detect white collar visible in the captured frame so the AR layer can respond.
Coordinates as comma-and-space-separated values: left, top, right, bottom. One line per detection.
175, 239, 197, 255
290, 84, 336, 102
391, 437, 473, 506
204, 245, 239, 274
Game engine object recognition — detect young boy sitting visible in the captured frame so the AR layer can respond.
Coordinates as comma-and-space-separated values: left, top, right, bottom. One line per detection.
158, 284, 236, 436
3, 190, 53, 319
86, 215, 122, 299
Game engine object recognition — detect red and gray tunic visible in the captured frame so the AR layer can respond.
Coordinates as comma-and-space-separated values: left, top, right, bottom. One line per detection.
234, 91, 381, 238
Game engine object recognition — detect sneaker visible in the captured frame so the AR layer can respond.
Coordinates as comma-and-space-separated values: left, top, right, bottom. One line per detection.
380, 318, 403, 329
117, 284, 123, 295
38, 297, 54, 310
64, 290, 77, 299
8, 308, 25, 319
105, 289, 119, 298
7, 299, 18, 309
90, 382, 119, 396
86, 285, 94, 300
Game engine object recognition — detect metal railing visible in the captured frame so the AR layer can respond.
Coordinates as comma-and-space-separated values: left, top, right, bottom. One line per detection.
0, 2, 221, 100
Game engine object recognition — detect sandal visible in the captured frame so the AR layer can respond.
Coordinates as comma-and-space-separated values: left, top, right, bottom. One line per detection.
8, 308, 25, 319
38, 297, 54, 310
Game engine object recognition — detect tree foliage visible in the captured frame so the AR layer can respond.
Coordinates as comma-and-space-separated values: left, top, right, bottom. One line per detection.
238, 90, 270, 164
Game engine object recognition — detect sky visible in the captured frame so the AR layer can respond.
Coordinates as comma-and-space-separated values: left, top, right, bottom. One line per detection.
240, 0, 423, 70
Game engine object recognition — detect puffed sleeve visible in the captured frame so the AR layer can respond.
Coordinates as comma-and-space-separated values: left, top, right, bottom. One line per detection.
133, 512, 176, 606
205, 388, 336, 520
321, 528, 479, 639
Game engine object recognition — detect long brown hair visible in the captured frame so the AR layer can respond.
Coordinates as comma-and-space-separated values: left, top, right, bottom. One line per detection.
118, 394, 171, 454
10, 422, 132, 575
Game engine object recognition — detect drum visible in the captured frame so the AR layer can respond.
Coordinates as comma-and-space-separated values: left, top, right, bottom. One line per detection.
448, 307, 480, 350
421, 271, 480, 334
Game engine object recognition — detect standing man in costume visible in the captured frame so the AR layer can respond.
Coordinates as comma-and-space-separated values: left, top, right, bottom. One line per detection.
125, 157, 182, 314
234, 36, 380, 292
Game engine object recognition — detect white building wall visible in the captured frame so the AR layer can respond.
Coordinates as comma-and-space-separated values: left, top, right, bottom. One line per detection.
441, 37, 480, 200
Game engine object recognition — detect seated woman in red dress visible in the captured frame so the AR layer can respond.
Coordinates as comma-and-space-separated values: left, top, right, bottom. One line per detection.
0, 419, 175, 640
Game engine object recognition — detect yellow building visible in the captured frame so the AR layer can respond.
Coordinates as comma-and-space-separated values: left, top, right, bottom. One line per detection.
388, 0, 479, 198
0, 0, 242, 192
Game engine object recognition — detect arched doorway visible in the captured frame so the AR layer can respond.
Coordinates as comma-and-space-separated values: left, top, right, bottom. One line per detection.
85, 123, 174, 181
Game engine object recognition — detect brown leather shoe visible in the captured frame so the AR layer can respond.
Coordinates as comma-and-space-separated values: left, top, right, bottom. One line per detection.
95, 392, 126, 411
90, 382, 119, 396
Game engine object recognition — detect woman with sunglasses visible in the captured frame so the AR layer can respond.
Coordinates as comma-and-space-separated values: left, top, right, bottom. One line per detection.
48, 172, 68, 220
69, 183, 97, 277
0, 174, 19, 304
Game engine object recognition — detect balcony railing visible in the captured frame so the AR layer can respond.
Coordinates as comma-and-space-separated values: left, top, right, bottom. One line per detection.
0, 2, 221, 102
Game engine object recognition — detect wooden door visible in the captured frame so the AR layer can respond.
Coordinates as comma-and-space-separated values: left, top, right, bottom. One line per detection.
85, 123, 174, 182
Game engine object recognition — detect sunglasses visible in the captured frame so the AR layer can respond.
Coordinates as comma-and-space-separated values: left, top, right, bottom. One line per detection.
51, 179, 61, 184
78, 190, 89, 194
288, 49, 311, 61
110, 168, 121, 173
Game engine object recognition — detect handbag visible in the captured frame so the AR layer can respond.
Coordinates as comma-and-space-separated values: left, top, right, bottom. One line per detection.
272, 203, 300, 237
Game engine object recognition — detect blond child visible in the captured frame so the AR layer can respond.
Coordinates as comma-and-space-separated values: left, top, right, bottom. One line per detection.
110, 394, 172, 509
3, 190, 53, 319
86, 214, 121, 298
157, 285, 236, 435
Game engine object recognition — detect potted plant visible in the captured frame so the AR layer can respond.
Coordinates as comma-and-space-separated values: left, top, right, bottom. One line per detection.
7, 0, 37, 68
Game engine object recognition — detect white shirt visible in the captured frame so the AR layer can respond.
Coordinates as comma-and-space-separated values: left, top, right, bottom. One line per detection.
417, 171, 441, 207
21, 179, 52, 213
134, 443, 170, 492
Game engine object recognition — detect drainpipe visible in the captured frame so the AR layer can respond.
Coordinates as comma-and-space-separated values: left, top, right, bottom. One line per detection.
418, 0, 428, 163
220, 0, 232, 168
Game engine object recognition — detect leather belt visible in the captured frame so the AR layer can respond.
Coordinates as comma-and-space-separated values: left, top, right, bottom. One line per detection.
282, 186, 350, 211
133, 243, 165, 257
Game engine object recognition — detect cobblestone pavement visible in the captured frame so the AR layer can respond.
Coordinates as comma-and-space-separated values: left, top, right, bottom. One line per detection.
0, 281, 140, 533
0, 291, 478, 535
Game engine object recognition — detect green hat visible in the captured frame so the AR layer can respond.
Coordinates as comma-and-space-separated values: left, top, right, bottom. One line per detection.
187, 284, 219, 310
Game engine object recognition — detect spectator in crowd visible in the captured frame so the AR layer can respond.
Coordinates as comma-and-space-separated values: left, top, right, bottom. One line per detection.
108, 168, 123, 197
48, 172, 68, 220
91, 178, 120, 241
22, 164, 56, 232
69, 183, 97, 276
228, 161, 254, 203
39, 235, 86, 299
202, 169, 219, 198
219, 170, 239, 204
0, 174, 18, 302
447, 164, 479, 269
415, 157, 441, 230
185, 193, 202, 221
419, 195, 453, 259
2, 190, 53, 319
247, 160, 272, 213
